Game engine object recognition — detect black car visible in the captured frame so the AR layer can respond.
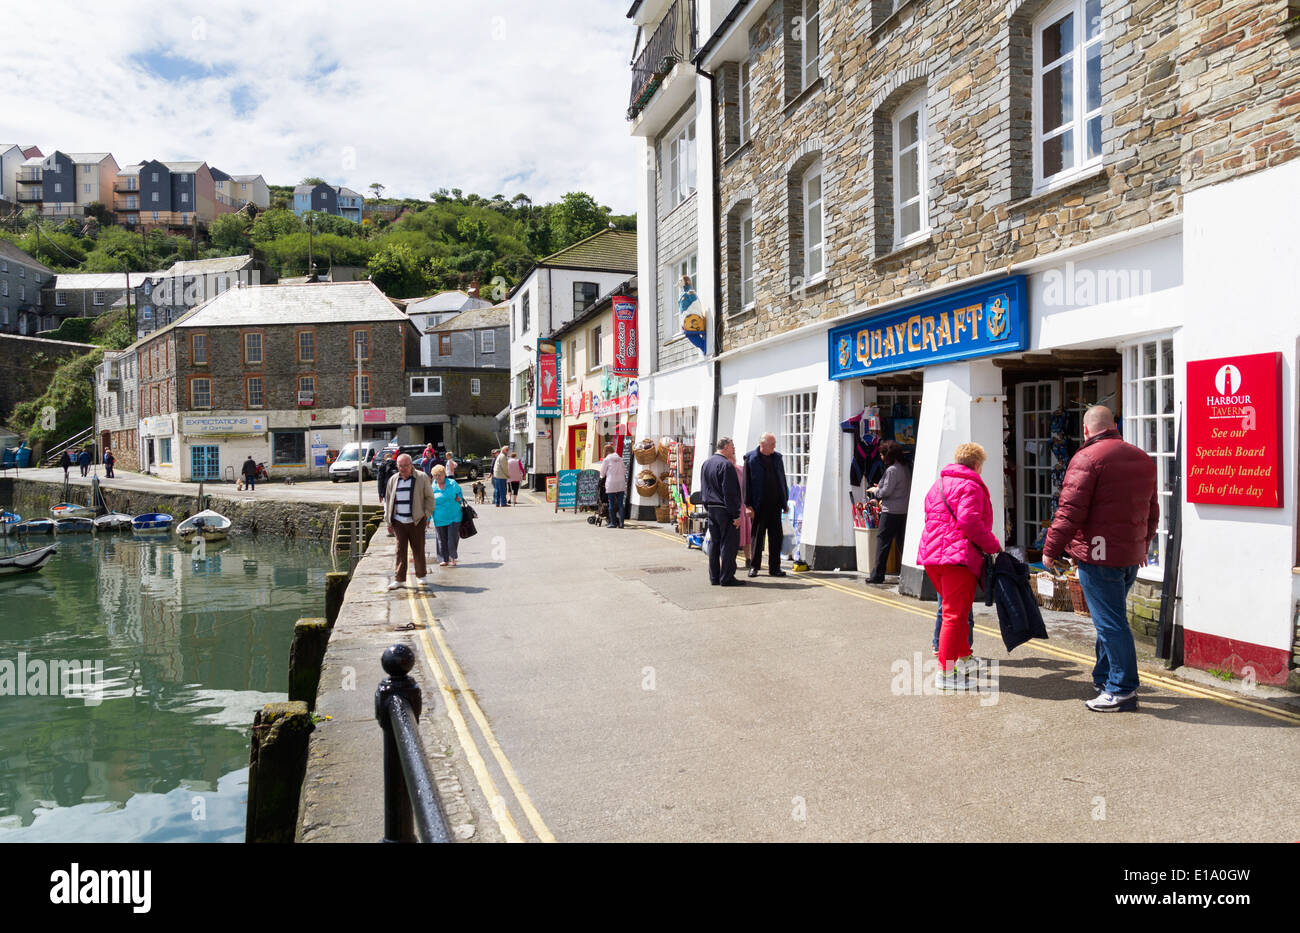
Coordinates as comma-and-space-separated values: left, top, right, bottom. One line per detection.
380, 444, 484, 480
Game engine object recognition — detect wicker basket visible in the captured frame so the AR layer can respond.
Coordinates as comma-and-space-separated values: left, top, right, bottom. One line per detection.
633, 440, 659, 465
654, 504, 671, 523
1066, 575, 1091, 617
658, 441, 675, 464
1033, 572, 1073, 612
655, 480, 673, 500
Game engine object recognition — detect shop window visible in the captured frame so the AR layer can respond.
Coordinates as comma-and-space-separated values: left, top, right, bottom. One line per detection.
1034, 0, 1104, 191
780, 390, 817, 487
159, 438, 172, 465
658, 406, 698, 441
273, 431, 306, 465
1122, 336, 1176, 568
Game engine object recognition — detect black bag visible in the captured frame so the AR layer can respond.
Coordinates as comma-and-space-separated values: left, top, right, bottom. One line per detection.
459, 502, 478, 539
987, 552, 1049, 652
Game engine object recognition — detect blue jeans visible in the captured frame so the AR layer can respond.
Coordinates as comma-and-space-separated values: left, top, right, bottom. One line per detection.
492, 477, 507, 506
607, 490, 625, 527
1077, 562, 1140, 695
931, 591, 975, 653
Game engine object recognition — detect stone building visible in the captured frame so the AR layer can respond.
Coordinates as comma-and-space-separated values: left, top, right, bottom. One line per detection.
687, 0, 1300, 683
0, 239, 54, 334
93, 349, 140, 472
126, 281, 420, 481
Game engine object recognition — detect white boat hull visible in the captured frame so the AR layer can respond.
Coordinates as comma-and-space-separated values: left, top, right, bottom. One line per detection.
0, 544, 56, 575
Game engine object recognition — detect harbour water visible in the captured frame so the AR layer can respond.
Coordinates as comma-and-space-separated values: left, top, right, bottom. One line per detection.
0, 525, 333, 842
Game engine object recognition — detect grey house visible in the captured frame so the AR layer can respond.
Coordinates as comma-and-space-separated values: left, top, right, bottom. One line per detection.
0, 239, 54, 334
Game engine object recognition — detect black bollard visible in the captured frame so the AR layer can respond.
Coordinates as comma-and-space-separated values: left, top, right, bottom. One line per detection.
375, 644, 422, 843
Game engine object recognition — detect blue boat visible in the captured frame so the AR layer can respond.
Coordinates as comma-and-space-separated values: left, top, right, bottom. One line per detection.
13, 518, 55, 535
132, 513, 174, 534
54, 517, 94, 534
0, 511, 20, 535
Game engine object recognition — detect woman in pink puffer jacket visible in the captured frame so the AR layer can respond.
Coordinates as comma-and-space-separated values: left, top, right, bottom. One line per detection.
916, 442, 1001, 683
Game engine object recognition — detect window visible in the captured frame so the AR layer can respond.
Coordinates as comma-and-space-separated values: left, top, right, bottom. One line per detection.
1123, 337, 1176, 569
151, 172, 159, 183
180, 192, 188, 204
151, 192, 159, 202
244, 332, 262, 364
14, 286, 20, 302
353, 328, 370, 361
894, 90, 929, 245
568, 339, 578, 381
355, 374, 371, 406
669, 253, 698, 326
666, 119, 697, 209
83, 184, 90, 194
142, 305, 152, 320
480, 330, 495, 353
739, 61, 752, 146
589, 326, 602, 369
191, 377, 211, 408
803, 159, 825, 280
411, 376, 442, 395
780, 390, 817, 488
801, 0, 821, 93
299, 375, 315, 397
439, 333, 452, 356
93, 291, 105, 306
574, 281, 599, 313
192, 333, 206, 364
1035, 0, 1103, 190
159, 438, 172, 465
740, 208, 755, 308
53, 183, 61, 194
521, 292, 530, 333
298, 330, 314, 361
273, 431, 306, 465
471, 378, 481, 396
247, 376, 263, 408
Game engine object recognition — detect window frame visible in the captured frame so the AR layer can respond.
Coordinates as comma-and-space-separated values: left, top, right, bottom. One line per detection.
739, 207, 756, 309
738, 60, 752, 147
1033, 0, 1105, 193
439, 333, 453, 356
243, 330, 264, 366
351, 326, 371, 362
801, 0, 822, 94
893, 88, 930, 248
191, 332, 207, 365
470, 377, 481, 396
190, 376, 212, 409
780, 390, 817, 488
354, 372, 372, 407
480, 330, 495, 354
297, 328, 315, 362
664, 115, 698, 210
802, 159, 825, 282
589, 325, 603, 370
410, 375, 443, 396
1121, 335, 1177, 578
573, 281, 599, 314
246, 375, 264, 409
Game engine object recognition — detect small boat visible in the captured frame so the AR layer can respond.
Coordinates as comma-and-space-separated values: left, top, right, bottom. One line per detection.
50, 503, 97, 520
13, 518, 55, 535
53, 517, 94, 534
93, 512, 134, 532
0, 511, 20, 535
0, 543, 56, 575
176, 509, 232, 545
132, 513, 174, 534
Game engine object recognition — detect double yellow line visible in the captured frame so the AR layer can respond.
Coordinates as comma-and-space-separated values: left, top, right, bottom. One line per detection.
405, 591, 555, 842
636, 525, 1300, 725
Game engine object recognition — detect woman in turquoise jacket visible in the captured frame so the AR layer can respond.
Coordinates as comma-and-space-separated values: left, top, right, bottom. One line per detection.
430, 464, 465, 567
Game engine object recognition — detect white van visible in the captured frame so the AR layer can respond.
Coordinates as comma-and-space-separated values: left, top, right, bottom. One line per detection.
329, 440, 384, 482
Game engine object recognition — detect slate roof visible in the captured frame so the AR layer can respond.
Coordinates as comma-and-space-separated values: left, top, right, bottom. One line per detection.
537, 228, 637, 273
159, 254, 256, 278
64, 152, 113, 163
0, 239, 54, 276
404, 290, 494, 316
231, 174, 264, 183
173, 281, 409, 328
429, 303, 509, 333
50, 273, 132, 291
209, 167, 231, 181
163, 161, 205, 173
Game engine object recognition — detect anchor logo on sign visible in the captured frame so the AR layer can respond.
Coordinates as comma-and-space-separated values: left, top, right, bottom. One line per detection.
985, 296, 1010, 341
837, 337, 851, 369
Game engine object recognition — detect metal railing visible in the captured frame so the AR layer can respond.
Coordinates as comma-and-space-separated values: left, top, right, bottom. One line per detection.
374, 644, 451, 843
628, 0, 697, 120
42, 426, 95, 466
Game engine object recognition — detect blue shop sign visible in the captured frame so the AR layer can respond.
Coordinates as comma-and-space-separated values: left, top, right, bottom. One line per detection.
827, 275, 1028, 380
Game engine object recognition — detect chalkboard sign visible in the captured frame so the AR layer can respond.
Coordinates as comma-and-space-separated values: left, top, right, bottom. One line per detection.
556, 470, 579, 510
621, 443, 634, 520
576, 469, 601, 507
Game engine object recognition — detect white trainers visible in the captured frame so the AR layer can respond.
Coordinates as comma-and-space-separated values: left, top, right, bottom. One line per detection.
935, 656, 984, 691
1085, 690, 1138, 712
415, 576, 429, 588
387, 580, 405, 591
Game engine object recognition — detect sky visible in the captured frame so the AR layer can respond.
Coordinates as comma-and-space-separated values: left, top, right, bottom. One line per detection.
0, 0, 640, 213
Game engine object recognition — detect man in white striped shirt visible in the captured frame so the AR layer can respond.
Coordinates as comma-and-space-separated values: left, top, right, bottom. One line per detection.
384, 454, 435, 590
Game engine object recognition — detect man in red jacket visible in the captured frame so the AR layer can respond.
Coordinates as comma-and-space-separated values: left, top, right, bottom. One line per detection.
1043, 405, 1159, 712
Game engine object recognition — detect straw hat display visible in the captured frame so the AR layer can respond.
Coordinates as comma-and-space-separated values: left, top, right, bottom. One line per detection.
633, 438, 659, 464
634, 468, 660, 496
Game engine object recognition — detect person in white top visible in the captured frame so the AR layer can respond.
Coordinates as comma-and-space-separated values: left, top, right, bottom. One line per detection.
598, 443, 627, 528
507, 452, 525, 504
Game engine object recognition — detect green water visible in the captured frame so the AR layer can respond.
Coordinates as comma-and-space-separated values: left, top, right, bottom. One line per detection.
0, 523, 333, 842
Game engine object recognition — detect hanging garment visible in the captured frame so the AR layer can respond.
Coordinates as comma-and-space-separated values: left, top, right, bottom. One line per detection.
841, 411, 881, 487
983, 552, 1049, 652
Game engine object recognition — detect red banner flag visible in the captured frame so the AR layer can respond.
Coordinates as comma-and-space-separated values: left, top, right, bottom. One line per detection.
612, 295, 638, 377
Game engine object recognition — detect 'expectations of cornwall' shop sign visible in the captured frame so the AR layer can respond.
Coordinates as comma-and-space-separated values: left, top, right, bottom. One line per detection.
827, 275, 1028, 380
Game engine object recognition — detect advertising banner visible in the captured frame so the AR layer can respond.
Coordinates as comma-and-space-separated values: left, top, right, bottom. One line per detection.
1186, 351, 1283, 507
180, 415, 266, 436
612, 295, 639, 376
827, 275, 1028, 379
555, 469, 579, 510
536, 340, 561, 418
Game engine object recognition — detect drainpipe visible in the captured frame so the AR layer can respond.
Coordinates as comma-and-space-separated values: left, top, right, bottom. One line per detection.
696, 63, 723, 449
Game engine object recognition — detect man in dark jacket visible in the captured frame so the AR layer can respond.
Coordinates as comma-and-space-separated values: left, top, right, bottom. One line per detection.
700, 437, 744, 586
743, 433, 789, 577
376, 452, 397, 532
242, 455, 259, 491
59, 449, 72, 479
1043, 405, 1159, 712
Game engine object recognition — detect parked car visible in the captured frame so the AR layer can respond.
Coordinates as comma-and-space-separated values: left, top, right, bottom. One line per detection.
329, 440, 385, 482
442, 452, 488, 481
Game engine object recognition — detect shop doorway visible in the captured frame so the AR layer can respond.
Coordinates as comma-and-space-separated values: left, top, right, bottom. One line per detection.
191, 445, 220, 481
568, 425, 588, 469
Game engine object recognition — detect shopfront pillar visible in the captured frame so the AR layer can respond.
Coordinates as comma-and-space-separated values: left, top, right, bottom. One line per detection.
802, 379, 852, 569
899, 359, 1005, 598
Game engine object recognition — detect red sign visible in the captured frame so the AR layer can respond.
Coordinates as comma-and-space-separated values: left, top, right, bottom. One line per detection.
1186, 351, 1283, 507
536, 341, 560, 417
362, 408, 387, 423
612, 295, 638, 377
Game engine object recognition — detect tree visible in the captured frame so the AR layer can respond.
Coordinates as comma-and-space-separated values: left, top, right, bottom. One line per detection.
210, 213, 252, 253
250, 208, 305, 244
550, 192, 611, 251
84, 202, 114, 228
369, 182, 385, 199
367, 243, 430, 298
523, 212, 552, 257
300, 176, 326, 186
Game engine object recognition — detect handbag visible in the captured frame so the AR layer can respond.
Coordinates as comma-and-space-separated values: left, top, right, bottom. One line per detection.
459, 502, 478, 539
938, 479, 996, 598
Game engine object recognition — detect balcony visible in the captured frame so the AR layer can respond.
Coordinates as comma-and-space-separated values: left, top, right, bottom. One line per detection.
628, 0, 696, 122
17, 171, 42, 184
114, 183, 140, 194
16, 193, 43, 203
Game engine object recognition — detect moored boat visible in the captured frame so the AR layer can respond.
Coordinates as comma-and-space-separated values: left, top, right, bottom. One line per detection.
13, 518, 55, 535
175, 509, 233, 544
132, 513, 174, 534
50, 502, 97, 520
92, 512, 134, 532
0, 511, 20, 535
53, 517, 94, 534
0, 543, 56, 575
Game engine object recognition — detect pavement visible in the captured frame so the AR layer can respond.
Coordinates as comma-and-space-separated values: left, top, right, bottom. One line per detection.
304, 490, 1300, 843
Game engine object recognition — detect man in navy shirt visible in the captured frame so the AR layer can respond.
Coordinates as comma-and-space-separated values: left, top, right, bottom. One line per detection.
700, 437, 744, 586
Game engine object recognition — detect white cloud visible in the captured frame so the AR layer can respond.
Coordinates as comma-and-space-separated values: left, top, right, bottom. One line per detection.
0, 0, 640, 213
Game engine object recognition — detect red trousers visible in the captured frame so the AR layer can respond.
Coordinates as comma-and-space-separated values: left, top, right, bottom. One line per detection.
926, 564, 978, 670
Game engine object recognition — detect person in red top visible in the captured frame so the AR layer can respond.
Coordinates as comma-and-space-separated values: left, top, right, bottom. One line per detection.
1043, 405, 1159, 712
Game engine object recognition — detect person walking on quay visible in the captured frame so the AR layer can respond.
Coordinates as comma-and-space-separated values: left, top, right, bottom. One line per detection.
507, 450, 524, 505
1043, 405, 1159, 712
77, 447, 91, 477
917, 442, 1001, 690
732, 446, 752, 567
377, 451, 397, 533
598, 444, 626, 528
385, 453, 434, 590
866, 440, 911, 585
59, 449, 72, 480
430, 464, 465, 567
701, 437, 744, 586
743, 432, 789, 578
492, 447, 510, 507
241, 455, 258, 491
103, 448, 115, 479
